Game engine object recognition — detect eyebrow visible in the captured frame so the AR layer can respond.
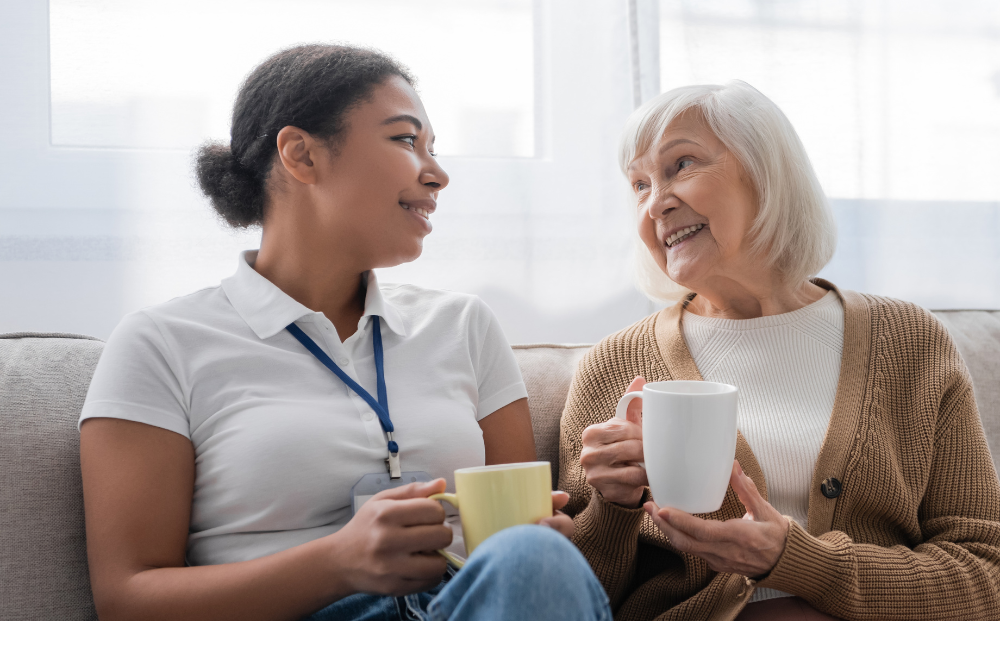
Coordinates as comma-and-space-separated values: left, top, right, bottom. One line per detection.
658, 138, 700, 154
381, 114, 423, 131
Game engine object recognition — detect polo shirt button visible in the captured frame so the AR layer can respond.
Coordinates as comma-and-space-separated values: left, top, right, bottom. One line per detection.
821, 477, 842, 499
363, 412, 375, 422
338, 357, 349, 366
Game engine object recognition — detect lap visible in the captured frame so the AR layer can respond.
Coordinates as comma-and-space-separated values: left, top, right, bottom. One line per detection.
305, 525, 610, 621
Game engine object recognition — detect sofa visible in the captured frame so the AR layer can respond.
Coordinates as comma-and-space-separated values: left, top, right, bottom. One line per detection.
2, 310, 999, 620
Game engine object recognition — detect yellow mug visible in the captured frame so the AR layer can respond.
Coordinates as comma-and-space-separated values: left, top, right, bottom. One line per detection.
430, 461, 553, 569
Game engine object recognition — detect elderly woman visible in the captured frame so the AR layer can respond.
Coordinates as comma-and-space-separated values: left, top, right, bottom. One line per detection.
559, 81, 1000, 620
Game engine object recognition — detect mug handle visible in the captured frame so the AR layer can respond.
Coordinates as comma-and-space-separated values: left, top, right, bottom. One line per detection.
428, 493, 467, 570
614, 391, 646, 470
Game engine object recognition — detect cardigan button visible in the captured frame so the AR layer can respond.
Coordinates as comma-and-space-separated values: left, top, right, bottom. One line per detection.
820, 477, 842, 499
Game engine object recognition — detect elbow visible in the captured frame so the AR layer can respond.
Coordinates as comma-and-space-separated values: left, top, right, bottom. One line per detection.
89, 569, 157, 621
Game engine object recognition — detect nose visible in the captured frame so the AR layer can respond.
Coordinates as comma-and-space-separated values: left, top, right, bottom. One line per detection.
647, 182, 678, 220
421, 160, 450, 192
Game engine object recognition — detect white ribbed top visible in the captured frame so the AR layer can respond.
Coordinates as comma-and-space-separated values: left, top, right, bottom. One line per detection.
681, 290, 844, 602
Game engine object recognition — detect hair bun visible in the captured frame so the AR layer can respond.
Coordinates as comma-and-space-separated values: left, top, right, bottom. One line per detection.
195, 142, 264, 228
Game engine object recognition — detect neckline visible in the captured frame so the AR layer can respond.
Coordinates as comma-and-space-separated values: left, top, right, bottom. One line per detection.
682, 290, 840, 331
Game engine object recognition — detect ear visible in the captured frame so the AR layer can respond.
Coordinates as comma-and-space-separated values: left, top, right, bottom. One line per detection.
275, 126, 318, 185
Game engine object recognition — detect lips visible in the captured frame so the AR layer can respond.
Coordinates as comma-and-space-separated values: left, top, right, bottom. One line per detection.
399, 200, 435, 232
399, 202, 432, 219
665, 223, 705, 248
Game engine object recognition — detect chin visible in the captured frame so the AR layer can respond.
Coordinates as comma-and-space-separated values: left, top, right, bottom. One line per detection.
378, 242, 423, 269
665, 264, 703, 291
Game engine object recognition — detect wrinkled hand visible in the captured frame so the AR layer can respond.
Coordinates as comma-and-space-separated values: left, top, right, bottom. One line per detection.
537, 491, 575, 539
333, 479, 452, 597
580, 376, 649, 507
644, 461, 790, 579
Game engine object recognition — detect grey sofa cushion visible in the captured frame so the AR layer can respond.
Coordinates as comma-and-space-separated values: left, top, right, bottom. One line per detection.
0, 333, 102, 620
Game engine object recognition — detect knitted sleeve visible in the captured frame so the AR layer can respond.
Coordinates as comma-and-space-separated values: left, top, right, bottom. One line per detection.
759, 374, 1000, 619
558, 317, 667, 608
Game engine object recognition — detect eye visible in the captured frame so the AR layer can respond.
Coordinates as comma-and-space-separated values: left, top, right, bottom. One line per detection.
678, 158, 694, 170
393, 134, 417, 147
633, 181, 649, 193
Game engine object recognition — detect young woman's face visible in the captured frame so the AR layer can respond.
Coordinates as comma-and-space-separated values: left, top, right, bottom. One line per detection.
312, 76, 449, 268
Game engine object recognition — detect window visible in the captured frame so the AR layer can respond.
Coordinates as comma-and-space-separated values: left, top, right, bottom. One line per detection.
0, 0, 996, 341
50, 0, 535, 157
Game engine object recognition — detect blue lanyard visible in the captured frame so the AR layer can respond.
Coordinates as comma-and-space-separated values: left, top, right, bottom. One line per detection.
286, 318, 399, 459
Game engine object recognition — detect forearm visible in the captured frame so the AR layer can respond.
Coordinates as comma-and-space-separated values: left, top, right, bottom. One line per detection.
95, 535, 353, 620
759, 520, 1000, 620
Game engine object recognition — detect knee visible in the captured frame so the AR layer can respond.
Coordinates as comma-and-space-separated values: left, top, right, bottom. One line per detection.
469, 524, 590, 580
439, 525, 611, 620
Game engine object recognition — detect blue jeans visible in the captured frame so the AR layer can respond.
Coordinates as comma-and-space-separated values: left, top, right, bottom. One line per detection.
304, 524, 611, 620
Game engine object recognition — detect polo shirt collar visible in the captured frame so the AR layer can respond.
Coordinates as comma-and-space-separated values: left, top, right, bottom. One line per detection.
222, 250, 407, 340
360, 270, 407, 337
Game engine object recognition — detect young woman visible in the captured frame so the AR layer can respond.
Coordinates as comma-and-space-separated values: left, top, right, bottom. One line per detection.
79, 44, 610, 620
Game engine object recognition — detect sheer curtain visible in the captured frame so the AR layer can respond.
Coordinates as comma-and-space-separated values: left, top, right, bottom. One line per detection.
1, 0, 997, 343
2, 0, 648, 342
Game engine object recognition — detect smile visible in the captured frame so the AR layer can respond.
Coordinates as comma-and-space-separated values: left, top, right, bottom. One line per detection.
666, 224, 705, 248
400, 202, 431, 220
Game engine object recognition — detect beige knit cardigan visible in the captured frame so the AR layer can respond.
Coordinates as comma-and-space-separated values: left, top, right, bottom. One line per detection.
559, 282, 1000, 620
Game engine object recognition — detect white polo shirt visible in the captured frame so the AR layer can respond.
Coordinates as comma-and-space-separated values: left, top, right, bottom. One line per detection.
80, 250, 528, 566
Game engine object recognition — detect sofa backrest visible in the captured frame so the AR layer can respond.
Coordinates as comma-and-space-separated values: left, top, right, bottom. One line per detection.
510, 344, 591, 487
0, 333, 102, 620
1, 310, 997, 619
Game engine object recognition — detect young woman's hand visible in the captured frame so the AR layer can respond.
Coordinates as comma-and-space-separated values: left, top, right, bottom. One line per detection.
579, 376, 649, 507
538, 491, 575, 538
644, 461, 790, 578
330, 479, 453, 597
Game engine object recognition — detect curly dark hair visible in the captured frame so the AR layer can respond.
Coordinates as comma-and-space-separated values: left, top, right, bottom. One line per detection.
195, 44, 414, 228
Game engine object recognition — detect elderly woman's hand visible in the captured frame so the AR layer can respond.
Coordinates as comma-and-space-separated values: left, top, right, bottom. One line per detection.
580, 376, 650, 508
645, 461, 790, 578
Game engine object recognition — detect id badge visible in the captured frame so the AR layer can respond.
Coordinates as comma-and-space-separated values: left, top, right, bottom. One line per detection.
351, 471, 432, 516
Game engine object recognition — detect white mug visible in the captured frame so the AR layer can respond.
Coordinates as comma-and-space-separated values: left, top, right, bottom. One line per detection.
616, 380, 738, 513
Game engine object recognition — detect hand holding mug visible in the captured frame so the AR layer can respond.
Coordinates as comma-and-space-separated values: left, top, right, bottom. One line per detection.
333, 479, 453, 597
430, 462, 566, 568
579, 376, 650, 508
644, 461, 790, 578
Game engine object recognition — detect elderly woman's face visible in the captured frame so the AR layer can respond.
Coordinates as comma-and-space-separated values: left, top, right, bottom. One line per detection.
628, 111, 757, 291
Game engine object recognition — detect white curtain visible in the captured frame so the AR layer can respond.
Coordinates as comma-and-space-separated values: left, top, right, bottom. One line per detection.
1, 0, 997, 343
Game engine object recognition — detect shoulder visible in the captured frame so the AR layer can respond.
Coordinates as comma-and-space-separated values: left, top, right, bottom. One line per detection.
381, 282, 482, 309
579, 312, 660, 377
381, 283, 493, 330
847, 291, 956, 351
568, 312, 661, 409
129, 285, 232, 329
845, 290, 969, 396
105, 285, 236, 354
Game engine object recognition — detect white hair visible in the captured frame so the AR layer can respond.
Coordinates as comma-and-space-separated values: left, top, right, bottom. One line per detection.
619, 80, 837, 302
